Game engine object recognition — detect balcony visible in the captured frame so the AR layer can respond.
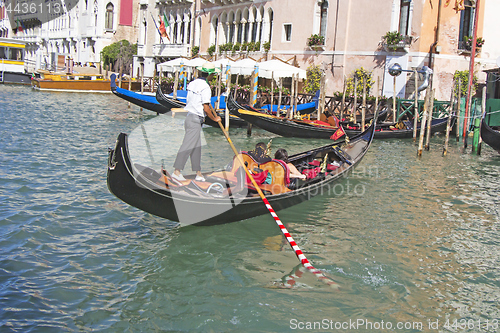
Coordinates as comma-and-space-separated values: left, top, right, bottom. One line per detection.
156, 0, 193, 4
457, 40, 482, 55
381, 35, 413, 53
201, 0, 253, 4
153, 44, 190, 57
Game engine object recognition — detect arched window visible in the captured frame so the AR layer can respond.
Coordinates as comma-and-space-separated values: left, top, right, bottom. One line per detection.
319, 1, 328, 38
105, 3, 114, 30
251, 7, 258, 42
268, 8, 273, 42
243, 9, 249, 43
228, 12, 235, 43
399, 0, 411, 36
236, 11, 242, 43
210, 16, 219, 47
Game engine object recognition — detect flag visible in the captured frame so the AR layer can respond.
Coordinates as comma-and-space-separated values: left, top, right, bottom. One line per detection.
454, 0, 465, 11
330, 126, 345, 141
17, 19, 23, 33
159, 14, 170, 41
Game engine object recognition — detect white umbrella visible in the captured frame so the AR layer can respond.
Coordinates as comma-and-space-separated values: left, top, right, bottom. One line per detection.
258, 59, 307, 79
157, 58, 187, 72
184, 57, 208, 68
212, 58, 235, 72
231, 58, 257, 75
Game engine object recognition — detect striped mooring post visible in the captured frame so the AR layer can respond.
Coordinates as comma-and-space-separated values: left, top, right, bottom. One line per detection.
252, 64, 259, 107
225, 64, 231, 87
180, 61, 186, 90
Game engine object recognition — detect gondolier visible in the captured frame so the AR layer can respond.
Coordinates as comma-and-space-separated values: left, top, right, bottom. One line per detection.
172, 62, 221, 182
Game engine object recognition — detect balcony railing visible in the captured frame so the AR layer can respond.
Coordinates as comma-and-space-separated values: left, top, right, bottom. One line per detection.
153, 44, 190, 57
458, 41, 481, 53
381, 35, 413, 52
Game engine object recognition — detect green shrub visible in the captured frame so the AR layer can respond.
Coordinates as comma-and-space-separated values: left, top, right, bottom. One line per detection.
304, 65, 322, 94
207, 44, 216, 56
453, 70, 478, 97
345, 67, 374, 96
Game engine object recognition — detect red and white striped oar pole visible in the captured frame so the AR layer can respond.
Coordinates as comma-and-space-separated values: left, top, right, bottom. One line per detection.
214, 113, 338, 288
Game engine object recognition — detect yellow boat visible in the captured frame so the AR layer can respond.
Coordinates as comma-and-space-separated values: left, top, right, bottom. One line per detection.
31, 70, 142, 93
0, 38, 31, 85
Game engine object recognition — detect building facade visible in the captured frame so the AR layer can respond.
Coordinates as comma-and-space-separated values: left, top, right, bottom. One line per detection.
138, 0, 499, 100
5, 0, 140, 72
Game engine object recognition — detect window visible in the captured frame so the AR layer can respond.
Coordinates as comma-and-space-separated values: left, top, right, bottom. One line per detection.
319, 1, 328, 39
399, 0, 411, 36
459, 1, 474, 49
283, 23, 292, 42
105, 3, 114, 30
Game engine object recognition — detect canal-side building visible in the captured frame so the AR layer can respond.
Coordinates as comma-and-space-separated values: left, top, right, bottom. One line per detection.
138, 0, 500, 100
5, 0, 140, 72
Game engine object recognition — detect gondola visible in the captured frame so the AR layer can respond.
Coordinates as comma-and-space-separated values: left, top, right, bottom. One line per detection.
228, 95, 450, 140
481, 114, 500, 153
111, 74, 167, 114
155, 83, 248, 128
106, 98, 377, 226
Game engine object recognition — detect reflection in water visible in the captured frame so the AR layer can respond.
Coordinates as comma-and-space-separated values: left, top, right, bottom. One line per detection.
1, 85, 500, 331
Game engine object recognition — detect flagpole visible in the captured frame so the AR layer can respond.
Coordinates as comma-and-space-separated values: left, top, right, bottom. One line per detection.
150, 13, 163, 44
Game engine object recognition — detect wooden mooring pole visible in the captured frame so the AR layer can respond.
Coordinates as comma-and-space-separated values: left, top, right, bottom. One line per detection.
361, 76, 367, 130
418, 88, 432, 156
393, 75, 397, 122
443, 79, 455, 156
173, 70, 179, 100
277, 77, 283, 115
413, 69, 419, 141
375, 77, 380, 122
270, 72, 274, 117
353, 77, 358, 124
317, 72, 325, 121
118, 59, 123, 89
340, 75, 346, 120
456, 78, 462, 142
474, 86, 486, 155
425, 89, 434, 151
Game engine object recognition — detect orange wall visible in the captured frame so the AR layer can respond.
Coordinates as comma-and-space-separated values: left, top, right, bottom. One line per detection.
419, 0, 485, 55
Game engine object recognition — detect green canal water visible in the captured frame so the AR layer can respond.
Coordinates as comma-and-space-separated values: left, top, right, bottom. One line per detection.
1, 85, 499, 332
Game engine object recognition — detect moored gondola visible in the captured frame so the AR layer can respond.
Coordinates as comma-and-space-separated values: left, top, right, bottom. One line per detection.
227, 94, 450, 140
481, 114, 500, 153
107, 109, 377, 226
111, 74, 167, 114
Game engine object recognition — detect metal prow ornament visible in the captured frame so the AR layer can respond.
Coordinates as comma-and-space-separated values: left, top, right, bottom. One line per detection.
388, 63, 433, 94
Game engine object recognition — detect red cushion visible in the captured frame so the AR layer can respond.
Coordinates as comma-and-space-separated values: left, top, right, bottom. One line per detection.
302, 167, 321, 179
245, 170, 269, 185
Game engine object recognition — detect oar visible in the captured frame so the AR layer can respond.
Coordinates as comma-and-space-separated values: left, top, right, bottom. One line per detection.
210, 105, 338, 288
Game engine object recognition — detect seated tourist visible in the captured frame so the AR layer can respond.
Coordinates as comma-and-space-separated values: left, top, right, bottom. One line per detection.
274, 148, 306, 180
247, 142, 272, 164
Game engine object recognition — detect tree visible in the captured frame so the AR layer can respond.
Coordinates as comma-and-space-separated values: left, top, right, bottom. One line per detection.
101, 40, 137, 74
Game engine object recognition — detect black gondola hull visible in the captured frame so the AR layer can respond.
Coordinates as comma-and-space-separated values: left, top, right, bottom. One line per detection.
107, 111, 376, 226
481, 117, 500, 153
228, 95, 451, 139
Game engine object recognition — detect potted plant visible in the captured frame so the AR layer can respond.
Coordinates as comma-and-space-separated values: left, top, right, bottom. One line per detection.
263, 41, 271, 53
464, 36, 485, 50
307, 34, 325, 50
191, 46, 199, 57
207, 44, 216, 57
382, 31, 404, 51
232, 42, 241, 53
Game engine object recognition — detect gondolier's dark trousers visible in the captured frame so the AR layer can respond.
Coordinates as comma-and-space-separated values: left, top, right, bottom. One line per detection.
173, 113, 205, 172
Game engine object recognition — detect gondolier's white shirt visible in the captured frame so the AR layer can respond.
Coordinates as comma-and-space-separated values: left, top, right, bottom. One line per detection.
185, 78, 211, 117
